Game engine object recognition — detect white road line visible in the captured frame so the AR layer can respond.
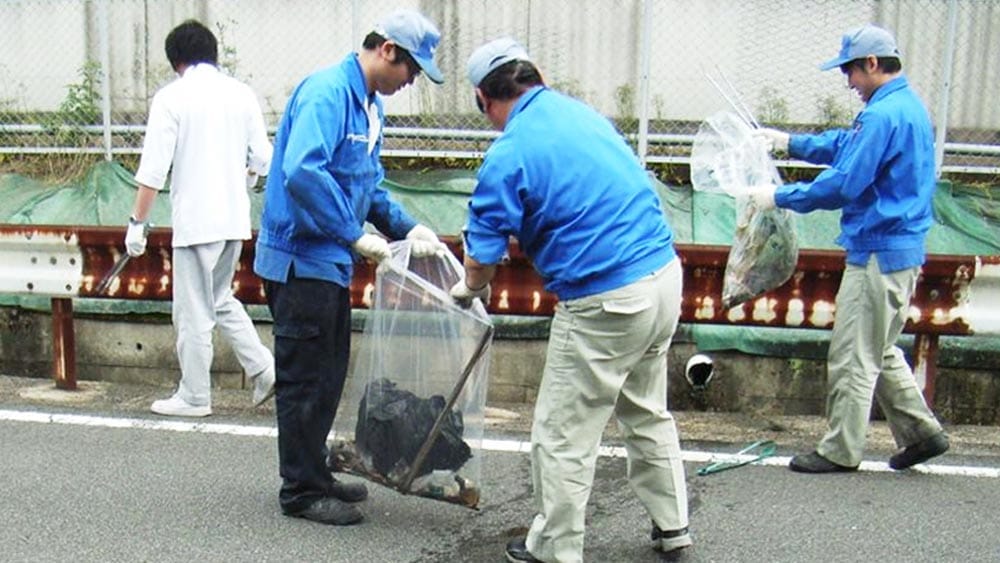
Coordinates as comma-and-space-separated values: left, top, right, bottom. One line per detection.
2, 408, 997, 479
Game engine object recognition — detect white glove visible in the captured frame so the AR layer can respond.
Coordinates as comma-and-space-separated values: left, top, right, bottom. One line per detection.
352, 233, 391, 263
746, 184, 778, 211
449, 280, 491, 308
753, 128, 790, 153
125, 217, 148, 257
246, 170, 260, 191
406, 224, 448, 258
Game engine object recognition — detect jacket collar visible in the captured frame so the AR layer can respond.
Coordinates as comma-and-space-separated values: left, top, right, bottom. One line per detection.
345, 53, 373, 108
868, 74, 908, 105
504, 85, 546, 129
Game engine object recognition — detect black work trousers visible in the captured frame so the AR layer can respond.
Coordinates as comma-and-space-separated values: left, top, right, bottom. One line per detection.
265, 270, 351, 513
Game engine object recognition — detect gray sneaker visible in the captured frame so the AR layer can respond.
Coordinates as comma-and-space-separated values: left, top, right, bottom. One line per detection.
284, 497, 363, 526
251, 366, 275, 407
889, 432, 950, 470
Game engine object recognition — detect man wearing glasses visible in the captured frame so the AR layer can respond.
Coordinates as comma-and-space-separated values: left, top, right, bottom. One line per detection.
255, 8, 447, 526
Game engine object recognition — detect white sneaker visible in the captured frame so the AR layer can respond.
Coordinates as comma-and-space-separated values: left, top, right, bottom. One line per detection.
151, 395, 211, 417
251, 365, 276, 407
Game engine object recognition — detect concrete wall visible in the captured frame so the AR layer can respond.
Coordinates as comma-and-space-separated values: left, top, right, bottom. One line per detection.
2, 306, 998, 425
3, 0, 999, 129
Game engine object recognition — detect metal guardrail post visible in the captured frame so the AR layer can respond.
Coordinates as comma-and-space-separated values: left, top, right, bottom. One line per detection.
913, 333, 940, 407
51, 297, 77, 390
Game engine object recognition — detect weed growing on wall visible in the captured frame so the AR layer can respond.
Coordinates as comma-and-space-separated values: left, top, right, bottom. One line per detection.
815, 94, 854, 129
41, 60, 102, 147
757, 86, 789, 125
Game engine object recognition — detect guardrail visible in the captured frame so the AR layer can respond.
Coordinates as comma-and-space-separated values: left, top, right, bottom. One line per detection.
2, 224, 998, 405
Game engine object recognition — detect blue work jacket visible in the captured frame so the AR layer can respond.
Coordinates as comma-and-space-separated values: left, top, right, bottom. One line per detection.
774, 76, 936, 272
465, 86, 675, 300
255, 54, 417, 286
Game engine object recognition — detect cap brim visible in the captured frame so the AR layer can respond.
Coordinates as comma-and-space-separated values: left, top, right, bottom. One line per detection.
818, 56, 850, 71
414, 55, 444, 84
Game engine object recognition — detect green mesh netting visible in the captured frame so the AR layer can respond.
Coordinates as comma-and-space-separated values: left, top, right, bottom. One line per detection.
1, 162, 997, 359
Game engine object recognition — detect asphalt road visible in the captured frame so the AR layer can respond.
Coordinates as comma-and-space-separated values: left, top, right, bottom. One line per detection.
2, 375, 999, 562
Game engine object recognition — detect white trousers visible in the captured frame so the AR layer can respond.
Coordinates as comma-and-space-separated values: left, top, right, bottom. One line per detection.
526, 257, 688, 563
172, 240, 273, 406
817, 256, 943, 466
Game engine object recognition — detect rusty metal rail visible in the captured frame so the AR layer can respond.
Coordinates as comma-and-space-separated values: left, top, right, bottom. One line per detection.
2, 224, 998, 404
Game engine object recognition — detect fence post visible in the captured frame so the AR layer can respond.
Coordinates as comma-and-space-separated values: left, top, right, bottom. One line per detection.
635, 0, 653, 167
934, 0, 959, 179
98, 0, 112, 161
351, 0, 361, 53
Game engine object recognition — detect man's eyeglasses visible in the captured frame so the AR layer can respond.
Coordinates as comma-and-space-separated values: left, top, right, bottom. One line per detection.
396, 46, 422, 78
475, 94, 485, 114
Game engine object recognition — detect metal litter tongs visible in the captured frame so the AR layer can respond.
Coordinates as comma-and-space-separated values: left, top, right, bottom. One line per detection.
697, 440, 777, 476
703, 63, 761, 131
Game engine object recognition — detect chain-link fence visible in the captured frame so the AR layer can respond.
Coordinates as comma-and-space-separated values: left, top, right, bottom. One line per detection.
1, 0, 998, 174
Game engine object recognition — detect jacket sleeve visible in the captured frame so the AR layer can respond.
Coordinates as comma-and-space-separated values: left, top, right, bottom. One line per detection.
788, 128, 852, 166
776, 112, 890, 213
280, 85, 365, 246
464, 153, 523, 265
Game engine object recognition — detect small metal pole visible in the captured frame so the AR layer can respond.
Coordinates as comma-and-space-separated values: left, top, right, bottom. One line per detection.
51, 297, 78, 390
933, 0, 959, 179
399, 325, 494, 493
913, 333, 939, 408
635, 0, 653, 166
98, 0, 113, 161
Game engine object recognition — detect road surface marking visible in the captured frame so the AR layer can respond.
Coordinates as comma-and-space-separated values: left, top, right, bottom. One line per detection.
2, 408, 996, 478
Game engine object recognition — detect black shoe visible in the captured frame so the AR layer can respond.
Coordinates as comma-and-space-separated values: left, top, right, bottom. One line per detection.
651, 524, 693, 553
329, 477, 368, 503
889, 432, 949, 470
505, 536, 541, 562
789, 451, 858, 473
283, 497, 364, 526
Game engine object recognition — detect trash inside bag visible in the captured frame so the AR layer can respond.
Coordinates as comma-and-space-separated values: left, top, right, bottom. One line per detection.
691, 111, 799, 308
331, 241, 492, 508
724, 196, 798, 308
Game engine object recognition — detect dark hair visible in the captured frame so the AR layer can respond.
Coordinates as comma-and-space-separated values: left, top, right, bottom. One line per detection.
165, 20, 218, 70
478, 60, 545, 102
362, 31, 387, 50
840, 56, 902, 74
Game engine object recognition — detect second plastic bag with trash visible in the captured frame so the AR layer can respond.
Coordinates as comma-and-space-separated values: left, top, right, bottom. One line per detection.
331, 241, 493, 509
690, 110, 799, 308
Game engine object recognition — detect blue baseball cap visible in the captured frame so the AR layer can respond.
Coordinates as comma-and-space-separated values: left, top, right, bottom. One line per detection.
819, 24, 901, 71
467, 37, 532, 87
373, 9, 444, 84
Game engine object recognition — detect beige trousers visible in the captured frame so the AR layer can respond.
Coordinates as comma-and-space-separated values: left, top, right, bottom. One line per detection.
525, 257, 687, 563
817, 256, 943, 467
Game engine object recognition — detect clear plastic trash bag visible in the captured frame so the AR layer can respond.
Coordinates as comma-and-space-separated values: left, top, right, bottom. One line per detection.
691, 111, 799, 308
331, 241, 493, 509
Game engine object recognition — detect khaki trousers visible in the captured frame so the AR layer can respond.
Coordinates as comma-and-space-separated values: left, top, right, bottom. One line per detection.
817, 256, 943, 467
526, 257, 687, 563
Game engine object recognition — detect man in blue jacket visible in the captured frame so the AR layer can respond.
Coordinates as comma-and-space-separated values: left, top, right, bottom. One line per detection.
750, 24, 949, 474
255, 9, 447, 525
452, 38, 691, 562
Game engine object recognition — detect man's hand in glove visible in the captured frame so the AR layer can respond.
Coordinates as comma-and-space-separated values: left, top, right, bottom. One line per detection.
449, 280, 491, 308
125, 216, 148, 257
746, 184, 778, 211
406, 224, 448, 258
352, 233, 391, 263
753, 128, 790, 153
